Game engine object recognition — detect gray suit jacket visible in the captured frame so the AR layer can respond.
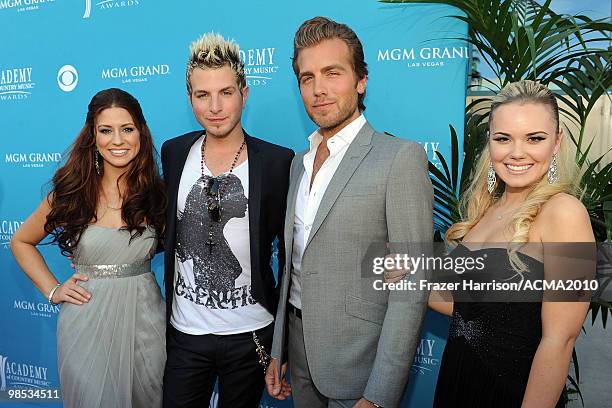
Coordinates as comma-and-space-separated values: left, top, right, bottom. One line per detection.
271, 122, 433, 407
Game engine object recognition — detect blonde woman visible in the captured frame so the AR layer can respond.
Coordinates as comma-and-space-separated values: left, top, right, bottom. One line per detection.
429, 81, 594, 407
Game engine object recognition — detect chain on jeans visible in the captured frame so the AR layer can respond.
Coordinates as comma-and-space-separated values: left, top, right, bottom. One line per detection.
252, 331, 271, 372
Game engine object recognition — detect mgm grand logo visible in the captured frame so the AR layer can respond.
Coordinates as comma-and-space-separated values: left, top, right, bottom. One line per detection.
101, 64, 170, 84
4, 152, 62, 168
377, 46, 469, 68
0, 0, 55, 13
14, 299, 60, 318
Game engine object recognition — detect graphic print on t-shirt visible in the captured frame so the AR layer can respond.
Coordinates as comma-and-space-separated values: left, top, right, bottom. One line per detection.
175, 173, 253, 307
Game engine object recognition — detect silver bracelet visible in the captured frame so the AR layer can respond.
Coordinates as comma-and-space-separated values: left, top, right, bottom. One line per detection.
48, 283, 61, 305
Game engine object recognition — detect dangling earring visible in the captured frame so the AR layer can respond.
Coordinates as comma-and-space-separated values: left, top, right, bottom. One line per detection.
548, 154, 558, 184
94, 150, 101, 175
487, 162, 496, 194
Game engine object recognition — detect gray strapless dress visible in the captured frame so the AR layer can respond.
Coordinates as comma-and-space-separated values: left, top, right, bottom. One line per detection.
56, 225, 166, 408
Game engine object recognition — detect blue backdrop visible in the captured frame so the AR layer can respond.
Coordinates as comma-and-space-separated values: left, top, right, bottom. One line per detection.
0, 1, 468, 406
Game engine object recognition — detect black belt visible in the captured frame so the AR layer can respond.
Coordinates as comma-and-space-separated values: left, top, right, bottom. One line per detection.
288, 303, 302, 319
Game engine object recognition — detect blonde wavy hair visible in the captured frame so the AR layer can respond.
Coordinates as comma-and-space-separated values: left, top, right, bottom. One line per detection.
446, 80, 579, 272
186, 32, 246, 95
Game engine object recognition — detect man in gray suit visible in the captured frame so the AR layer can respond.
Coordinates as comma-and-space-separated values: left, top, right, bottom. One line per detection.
265, 16, 433, 408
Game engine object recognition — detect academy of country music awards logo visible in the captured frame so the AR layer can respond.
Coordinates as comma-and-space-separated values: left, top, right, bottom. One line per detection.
0, 220, 24, 248
419, 141, 442, 169
0, 355, 52, 391
82, 0, 139, 18
1, 65, 78, 101
377, 45, 470, 69
0, 67, 35, 101
101, 63, 170, 84
239, 47, 279, 87
411, 337, 440, 375
0, 0, 54, 13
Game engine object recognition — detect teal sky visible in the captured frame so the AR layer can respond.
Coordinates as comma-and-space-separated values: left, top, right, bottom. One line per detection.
550, 0, 610, 20
476, 0, 611, 80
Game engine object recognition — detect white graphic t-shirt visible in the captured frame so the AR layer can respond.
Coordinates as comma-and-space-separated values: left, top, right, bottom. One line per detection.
171, 135, 273, 335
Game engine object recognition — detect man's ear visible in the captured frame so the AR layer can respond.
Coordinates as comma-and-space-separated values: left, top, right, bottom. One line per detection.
241, 86, 250, 108
356, 75, 367, 95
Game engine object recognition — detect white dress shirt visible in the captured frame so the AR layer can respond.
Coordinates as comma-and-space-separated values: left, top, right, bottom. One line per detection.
289, 114, 366, 309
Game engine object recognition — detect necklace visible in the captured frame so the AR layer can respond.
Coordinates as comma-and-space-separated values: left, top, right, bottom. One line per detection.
494, 206, 519, 221
200, 136, 246, 179
200, 135, 246, 253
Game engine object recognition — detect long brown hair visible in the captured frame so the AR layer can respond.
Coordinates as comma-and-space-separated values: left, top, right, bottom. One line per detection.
44, 88, 166, 255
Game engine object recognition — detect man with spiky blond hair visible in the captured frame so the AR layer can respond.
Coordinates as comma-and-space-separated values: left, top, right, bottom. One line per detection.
160, 32, 294, 408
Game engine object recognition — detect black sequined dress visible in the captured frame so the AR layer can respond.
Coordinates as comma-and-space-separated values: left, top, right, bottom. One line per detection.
433, 246, 564, 408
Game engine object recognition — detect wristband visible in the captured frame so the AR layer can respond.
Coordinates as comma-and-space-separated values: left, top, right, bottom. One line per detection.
48, 283, 61, 305
363, 397, 382, 408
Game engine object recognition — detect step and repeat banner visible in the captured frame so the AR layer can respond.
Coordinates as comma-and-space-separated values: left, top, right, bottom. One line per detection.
0, 1, 468, 407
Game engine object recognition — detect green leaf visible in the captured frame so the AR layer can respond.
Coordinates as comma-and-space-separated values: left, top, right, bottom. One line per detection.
572, 347, 580, 384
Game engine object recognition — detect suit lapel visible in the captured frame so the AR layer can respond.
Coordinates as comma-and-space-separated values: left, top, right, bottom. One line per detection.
305, 123, 374, 249
166, 131, 203, 252
245, 133, 262, 273
283, 153, 305, 274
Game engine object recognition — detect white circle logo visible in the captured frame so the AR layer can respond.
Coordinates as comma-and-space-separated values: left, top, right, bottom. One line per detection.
57, 65, 79, 92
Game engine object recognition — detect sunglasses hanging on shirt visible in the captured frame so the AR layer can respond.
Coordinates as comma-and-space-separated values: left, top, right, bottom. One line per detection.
201, 135, 246, 253
205, 177, 222, 222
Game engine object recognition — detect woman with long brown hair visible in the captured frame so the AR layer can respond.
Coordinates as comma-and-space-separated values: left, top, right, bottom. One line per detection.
11, 88, 166, 408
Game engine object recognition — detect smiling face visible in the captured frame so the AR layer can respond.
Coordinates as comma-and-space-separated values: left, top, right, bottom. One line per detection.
489, 102, 561, 192
296, 38, 366, 137
95, 107, 141, 172
189, 65, 248, 140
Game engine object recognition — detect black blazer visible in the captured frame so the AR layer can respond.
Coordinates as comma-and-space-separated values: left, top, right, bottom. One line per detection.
160, 130, 294, 325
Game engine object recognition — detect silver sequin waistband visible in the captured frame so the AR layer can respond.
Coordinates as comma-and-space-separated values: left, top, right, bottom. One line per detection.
75, 260, 151, 279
